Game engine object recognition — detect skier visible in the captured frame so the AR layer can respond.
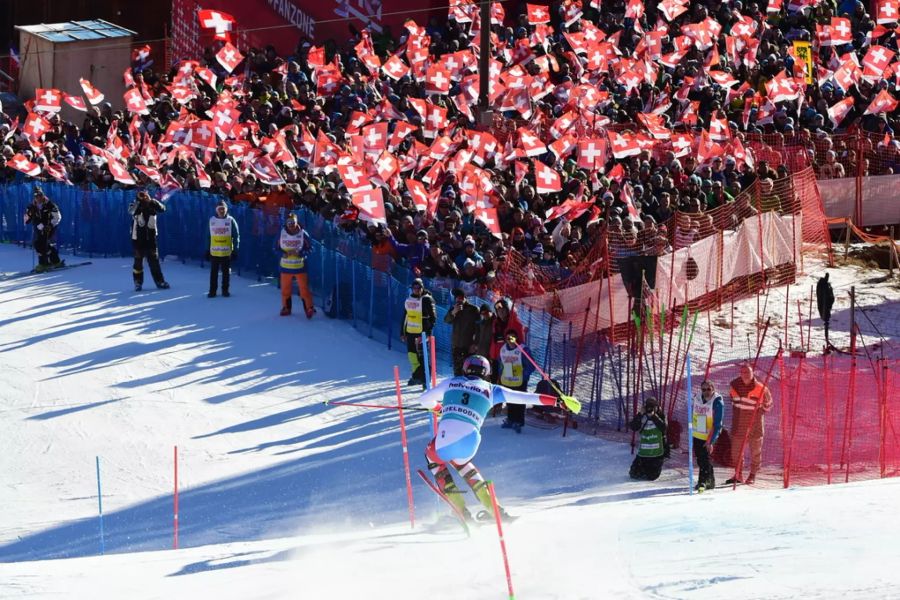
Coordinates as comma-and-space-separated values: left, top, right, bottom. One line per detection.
206, 199, 240, 298
279, 212, 315, 318
129, 190, 170, 291
24, 187, 63, 272
401, 278, 436, 386
692, 381, 724, 491
418, 354, 580, 521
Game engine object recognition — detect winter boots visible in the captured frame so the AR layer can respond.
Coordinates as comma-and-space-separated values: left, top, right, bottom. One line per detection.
281, 298, 292, 316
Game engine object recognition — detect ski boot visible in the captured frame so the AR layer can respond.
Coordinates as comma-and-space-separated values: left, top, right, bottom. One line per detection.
134, 283, 142, 291
305, 306, 316, 319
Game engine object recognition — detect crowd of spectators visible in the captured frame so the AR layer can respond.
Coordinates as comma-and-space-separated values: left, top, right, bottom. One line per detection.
2, 0, 881, 295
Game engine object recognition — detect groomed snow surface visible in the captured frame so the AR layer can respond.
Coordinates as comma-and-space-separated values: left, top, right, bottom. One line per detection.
1, 243, 898, 600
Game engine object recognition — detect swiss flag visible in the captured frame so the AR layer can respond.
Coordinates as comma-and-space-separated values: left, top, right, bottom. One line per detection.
195, 67, 217, 89
865, 88, 899, 115
389, 121, 418, 150
474, 205, 501, 238
877, 0, 899, 24
136, 164, 162, 183
534, 162, 562, 194
198, 9, 236, 42
381, 55, 409, 80
863, 45, 895, 81
107, 159, 136, 185
23, 112, 50, 140
362, 122, 389, 154
79, 78, 105, 105
517, 127, 547, 157
608, 131, 641, 159
216, 43, 244, 73
45, 162, 70, 183
549, 134, 577, 161
670, 132, 693, 158
10, 154, 40, 177
351, 187, 387, 224
213, 106, 240, 140
250, 155, 286, 185
765, 70, 800, 103
659, 0, 688, 20
34, 88, 62, 113
830, 17, 853, 45
576, 138, 607, 169
526, 3, 551, 24
404, 179, 432, 214
425, 65, 451, 95
123, 88, 149, 115
338, 164, 373, 194
63, 94, 87, 112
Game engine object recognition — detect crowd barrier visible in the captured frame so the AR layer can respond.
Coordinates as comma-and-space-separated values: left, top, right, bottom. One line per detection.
2, 181, 893, 488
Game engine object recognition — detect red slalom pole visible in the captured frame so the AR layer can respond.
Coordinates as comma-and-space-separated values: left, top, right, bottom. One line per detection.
486, 481, 516, 600
394, 366, 416, 529
429, 336, 439, 437
173, 445, 179, 550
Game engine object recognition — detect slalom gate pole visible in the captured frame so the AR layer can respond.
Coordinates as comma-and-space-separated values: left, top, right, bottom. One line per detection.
421, 333, 430, 391
797, 300, 804, 351
753, 316, 772, 367
687, 356, 694, 496
173, 445, 179, 550
96, 456, 105, 555
394, 366, 416, 529
515, 342, 565, 400
324, 399, 434, 412
806, 286, 813, 354
784, 284, 790, 349
486, 482, 516, 600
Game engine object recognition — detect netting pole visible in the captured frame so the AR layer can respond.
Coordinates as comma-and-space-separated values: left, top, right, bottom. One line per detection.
543, 312, 553, 374
568, 300, 592, 415
880, 359, 887, 478
797, 300, 804, 352
841, 324, 858, 483
780, 355, 790, 488
606, 237, 616, 345
784, 284, 790, 350
787, 357, 804, 488
824, 350, 833, 485
368, 272, 375, 338
806, 286, 813, 354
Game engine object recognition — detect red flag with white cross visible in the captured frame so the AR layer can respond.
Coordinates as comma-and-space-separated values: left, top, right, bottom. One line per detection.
123, 88, 150, 115
79, 78, 105, 105
10, 154, 40, 176
352, 187, 387, 224
527, 3, 551, 24
198, 9, 236, 42
34, 88, 62, 113
576, 138, 608, 170
534, 162, 562, 194
216, 43, 244, 73
338, 164, 374, 194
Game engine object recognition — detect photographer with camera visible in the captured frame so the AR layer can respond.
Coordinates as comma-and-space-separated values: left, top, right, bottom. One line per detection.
444, 288, 480, 376
24, 187, 63, 272
628, 396, 668, 481
129, 191, 169, 291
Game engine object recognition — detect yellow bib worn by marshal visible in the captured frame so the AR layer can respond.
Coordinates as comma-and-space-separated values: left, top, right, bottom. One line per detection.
692, 396, 714, 441
499, 344, 524, 387
405, 296, 423, 334
209, 216, 234, 257
280, 228, 308, 272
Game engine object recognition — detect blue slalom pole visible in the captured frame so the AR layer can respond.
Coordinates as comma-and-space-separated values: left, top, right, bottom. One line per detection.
687, 356, 694, 496
421, 332, 430, 390
96, 456, 105, 555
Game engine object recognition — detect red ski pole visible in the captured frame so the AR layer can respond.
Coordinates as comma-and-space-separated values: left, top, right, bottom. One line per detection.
486, 481, 516, 600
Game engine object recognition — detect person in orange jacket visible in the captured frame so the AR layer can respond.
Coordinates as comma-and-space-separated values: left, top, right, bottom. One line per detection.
279, 212, 315, 318
726, 362, 773, 485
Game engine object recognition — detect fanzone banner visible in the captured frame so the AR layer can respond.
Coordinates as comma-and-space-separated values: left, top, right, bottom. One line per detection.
175, 0, 446, 54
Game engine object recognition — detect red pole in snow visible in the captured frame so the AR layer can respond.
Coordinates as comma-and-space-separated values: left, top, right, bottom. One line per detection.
173, 445, 179, 550
486, 481, 516, 600
395, 366, 416, 529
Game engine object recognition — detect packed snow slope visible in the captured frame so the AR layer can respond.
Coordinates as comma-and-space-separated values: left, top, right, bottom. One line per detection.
1, 244, 898, 600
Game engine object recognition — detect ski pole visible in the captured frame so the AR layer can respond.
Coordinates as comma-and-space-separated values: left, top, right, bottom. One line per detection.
513, 342, 581, 414
324, 399, 435, 412
395, 366, 416, 529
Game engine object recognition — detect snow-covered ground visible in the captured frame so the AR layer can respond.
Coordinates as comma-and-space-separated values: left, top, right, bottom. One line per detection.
1, 243, 899, 599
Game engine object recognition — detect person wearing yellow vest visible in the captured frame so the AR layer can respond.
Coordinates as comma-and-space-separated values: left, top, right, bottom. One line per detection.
206, 199, 240, 298
692, 381, 724, 491
279, 212, 315, 318
498, 331, 535, 434
629, 396, 668, 481
401, 278, 435, 387
726, 363, 772, 485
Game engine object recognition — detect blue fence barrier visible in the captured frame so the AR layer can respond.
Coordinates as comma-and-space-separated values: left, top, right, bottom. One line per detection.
1, 181, 651, 431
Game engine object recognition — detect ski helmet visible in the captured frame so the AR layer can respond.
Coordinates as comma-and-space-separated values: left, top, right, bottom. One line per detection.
463, 354, 491, 378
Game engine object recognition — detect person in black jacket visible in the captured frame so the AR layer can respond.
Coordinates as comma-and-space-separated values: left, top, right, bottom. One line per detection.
24, 187, 63, 272
445, 288, 480, 375
401, 278, 436, 387
129, 191, 169, 291
629, 397, 668, 481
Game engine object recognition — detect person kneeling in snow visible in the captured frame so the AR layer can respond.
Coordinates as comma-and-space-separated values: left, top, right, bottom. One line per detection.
629, 397, 668, 481
418, 354, 580, 521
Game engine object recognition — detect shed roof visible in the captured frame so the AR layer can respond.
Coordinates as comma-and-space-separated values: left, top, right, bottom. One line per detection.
15, 20, 135, 43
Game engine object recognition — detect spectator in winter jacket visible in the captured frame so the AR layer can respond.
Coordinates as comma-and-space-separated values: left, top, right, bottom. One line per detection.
726, 363, 772, 485
445, 288, 480, 376
475, 304, 495, 358
24, 187, 63, 272
388, 228, 430, 275
401, 278, 436, 386
692, 381, 724, 491
129, 190, 169, 291
629, 397, 668, 481
489, 297, 526, 379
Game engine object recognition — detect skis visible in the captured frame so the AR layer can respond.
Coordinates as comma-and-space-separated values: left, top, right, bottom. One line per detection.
417, 469, 471, 535
0, 261, 93, 281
